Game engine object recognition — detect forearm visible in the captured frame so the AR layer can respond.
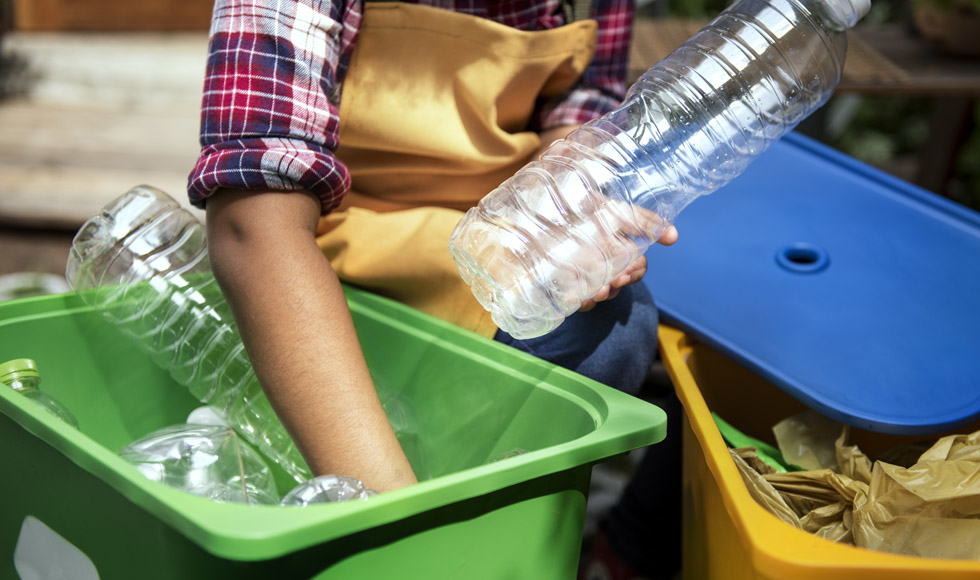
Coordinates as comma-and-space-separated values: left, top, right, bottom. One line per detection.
206, 188, 417, 492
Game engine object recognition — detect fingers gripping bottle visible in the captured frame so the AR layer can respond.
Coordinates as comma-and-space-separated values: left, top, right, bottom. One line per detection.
65, 185, 313, 484
449, 0, 869, 339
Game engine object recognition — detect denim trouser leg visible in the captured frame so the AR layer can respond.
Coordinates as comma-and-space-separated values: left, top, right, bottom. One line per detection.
605, 389, 683, 577
493, 281, 682, 578
492, 283, 659, 396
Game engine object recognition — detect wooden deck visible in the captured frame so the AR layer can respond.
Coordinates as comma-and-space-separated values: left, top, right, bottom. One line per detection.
0, 32, 208, 229
3, 22, 976, 231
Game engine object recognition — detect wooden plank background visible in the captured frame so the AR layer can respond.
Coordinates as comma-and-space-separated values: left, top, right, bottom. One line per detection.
12, 0, 215, 31
0, 33, 208, 229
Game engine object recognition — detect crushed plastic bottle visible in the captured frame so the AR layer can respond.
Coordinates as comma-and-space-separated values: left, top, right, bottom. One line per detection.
280, 474, 377, 506
119, 423, 279, 505
490, 448, 529, 463
1, 358, 79, 429
449, 0, 870, 339
376, 376, 430, 481
65, 185, 312, 483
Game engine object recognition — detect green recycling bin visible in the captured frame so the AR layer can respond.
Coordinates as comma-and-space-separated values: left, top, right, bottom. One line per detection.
0, 286, 665, 579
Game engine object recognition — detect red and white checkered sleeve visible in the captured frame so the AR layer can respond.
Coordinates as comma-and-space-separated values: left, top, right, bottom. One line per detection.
187, 0, 360, 215
536, 0, 635, 129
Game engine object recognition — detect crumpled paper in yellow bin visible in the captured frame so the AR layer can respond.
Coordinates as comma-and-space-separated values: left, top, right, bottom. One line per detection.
730, 410, 980, 560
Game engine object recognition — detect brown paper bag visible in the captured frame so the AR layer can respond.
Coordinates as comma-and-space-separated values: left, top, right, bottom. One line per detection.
852, 431, 980, 559
729, 411, 980, 560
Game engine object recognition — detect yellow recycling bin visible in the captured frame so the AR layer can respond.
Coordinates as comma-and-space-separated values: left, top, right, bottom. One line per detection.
659, 325, 980, 580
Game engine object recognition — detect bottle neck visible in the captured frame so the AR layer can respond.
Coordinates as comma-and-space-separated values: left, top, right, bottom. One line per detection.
805, 0, 870, 29
4, 377, 40, 393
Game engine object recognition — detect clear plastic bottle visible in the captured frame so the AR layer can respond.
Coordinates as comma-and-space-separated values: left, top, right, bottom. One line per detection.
119, 423, 279, 505
279, 474, 377, 506
1, 358, 80, 429
448, 0, 870, 339
65, 185, 312, 483
376, 374, 431, 481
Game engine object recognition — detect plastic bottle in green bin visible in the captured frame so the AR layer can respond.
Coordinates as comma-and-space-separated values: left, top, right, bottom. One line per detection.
1, 358, 79, 429
279, 474, 377, 506
65, 185, 312, 484
119, 423, 280, 505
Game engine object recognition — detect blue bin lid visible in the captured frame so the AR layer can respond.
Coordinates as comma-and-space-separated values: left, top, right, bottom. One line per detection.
644, 132, 980, 435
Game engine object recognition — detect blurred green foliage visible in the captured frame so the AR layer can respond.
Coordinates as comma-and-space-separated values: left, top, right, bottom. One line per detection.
913, 0, 980, 13
827, 97, 932, 165
658, 0, 980, 211
820, 0, 980, 212
952, 103, 980, 210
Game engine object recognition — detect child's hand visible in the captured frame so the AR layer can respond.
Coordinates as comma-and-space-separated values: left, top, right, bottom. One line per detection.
578, 225, 678, 312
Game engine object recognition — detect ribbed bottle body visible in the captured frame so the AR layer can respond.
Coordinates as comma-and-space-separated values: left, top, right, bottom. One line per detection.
613, 0, 847, 216
450, 0, 859, 339
67, 185, 312, 483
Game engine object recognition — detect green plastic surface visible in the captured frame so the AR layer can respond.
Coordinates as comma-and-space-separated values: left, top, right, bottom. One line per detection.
0, 287, 666, 578
711, 412, 802, 473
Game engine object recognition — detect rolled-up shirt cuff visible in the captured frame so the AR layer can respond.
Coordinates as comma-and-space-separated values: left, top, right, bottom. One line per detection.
537, 87, 622, 130
187, 137, 350, 215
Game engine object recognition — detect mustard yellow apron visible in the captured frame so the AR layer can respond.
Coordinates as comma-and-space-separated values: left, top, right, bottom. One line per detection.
317, 2, 597, 337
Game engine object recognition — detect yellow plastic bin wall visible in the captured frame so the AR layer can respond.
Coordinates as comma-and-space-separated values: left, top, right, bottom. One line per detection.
658, 325, 980, 580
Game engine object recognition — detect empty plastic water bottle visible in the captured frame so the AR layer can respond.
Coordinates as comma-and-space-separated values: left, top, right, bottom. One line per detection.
280, 474, 377, 506
65, 185, 312, 483
1, 358, 79, 429
449, 0, 869, 339
376, 375, 431, 481
119, 424, 279, 505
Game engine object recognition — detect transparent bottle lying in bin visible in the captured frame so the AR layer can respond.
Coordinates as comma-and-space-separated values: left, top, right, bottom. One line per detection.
119, 423, 280, 505
448, 0, 869, 339
65, 185, 313, 484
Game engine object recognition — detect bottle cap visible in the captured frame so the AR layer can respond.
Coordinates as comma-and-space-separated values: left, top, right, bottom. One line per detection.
823, 0, 871, 28
847, 0, 871, 24
0, 358, 40, 382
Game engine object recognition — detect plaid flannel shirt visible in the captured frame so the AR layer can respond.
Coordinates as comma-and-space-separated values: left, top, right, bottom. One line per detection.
187, 0, 636, 214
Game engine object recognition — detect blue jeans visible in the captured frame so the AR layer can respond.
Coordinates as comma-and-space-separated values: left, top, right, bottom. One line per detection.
493, 283, 659, 396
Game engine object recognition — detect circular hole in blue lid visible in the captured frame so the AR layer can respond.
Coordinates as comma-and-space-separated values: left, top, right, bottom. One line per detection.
776, 242, 829, 274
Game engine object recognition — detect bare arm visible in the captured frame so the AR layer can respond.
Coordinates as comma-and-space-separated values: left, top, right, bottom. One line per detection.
206, 188, 417, 493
